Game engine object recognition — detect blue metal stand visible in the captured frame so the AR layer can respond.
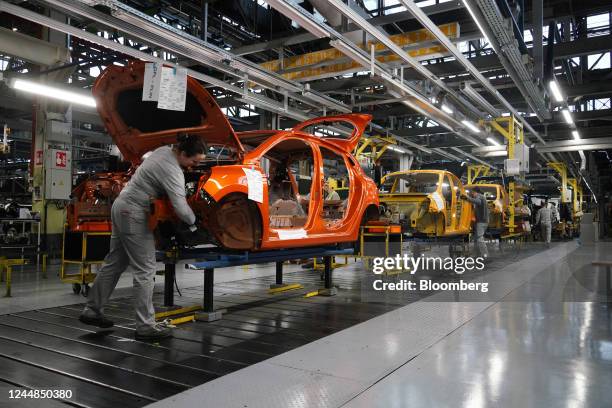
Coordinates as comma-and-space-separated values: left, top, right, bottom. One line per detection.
158, 246, 353, 312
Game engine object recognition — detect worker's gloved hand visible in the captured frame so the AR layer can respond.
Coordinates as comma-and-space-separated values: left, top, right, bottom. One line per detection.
175, 223, 208, 247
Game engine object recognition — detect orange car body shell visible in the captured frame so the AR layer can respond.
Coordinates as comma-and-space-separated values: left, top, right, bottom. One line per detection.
70, 61, 378, 250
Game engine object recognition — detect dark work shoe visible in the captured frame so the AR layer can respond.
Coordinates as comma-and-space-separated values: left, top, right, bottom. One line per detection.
79, 314, 114, 328
135, 322, 173, 341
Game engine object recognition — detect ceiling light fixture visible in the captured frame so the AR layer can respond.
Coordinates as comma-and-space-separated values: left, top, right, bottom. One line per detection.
12, 79, 96, 107
461, 120, 481, 133
572, 130, 580, 140
548, 80, 564, 102
441, 104, 454, 114
487, 137, 500, 146
561, 109, 573, 124
461, 0, 492, 46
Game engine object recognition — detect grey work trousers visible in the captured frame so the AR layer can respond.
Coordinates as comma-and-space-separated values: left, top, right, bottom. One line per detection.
541, 223, 552, 244
83, 198, 157, 330
475, 222, 489, 258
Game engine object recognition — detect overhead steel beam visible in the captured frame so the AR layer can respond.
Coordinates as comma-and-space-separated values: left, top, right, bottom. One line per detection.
233, 0, 465, 56
0, 26, 69, 66
397, 0, 545, 144
324, 0, 477, 115
532, 0, 544, 81
473, 137, 612, 155
449, 146, 494, 168
2, 0, 346, 124
432, 147, 463, 161
535, 137, 612, 153
41, 0, 351, 113
266, 0, 485, 150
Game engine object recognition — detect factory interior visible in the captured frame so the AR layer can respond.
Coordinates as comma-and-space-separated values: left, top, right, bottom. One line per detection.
0, 0, 611, 407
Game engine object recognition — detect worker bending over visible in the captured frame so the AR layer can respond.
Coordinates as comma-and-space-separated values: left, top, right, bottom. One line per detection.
80, 134, 206, 341
461, 187, 490, 258
536, 198, 553, 247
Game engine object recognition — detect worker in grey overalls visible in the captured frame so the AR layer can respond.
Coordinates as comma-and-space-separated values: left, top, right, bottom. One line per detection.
80, 134, 206, 340
536, 198, 553, 247
462, 186, 490, 258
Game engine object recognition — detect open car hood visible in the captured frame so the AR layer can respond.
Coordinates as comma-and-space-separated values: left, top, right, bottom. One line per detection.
93, 61, 242, 164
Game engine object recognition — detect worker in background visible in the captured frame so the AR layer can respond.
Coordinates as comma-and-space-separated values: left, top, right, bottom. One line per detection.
324, 178, 341, 201
298, 178, 340, 206
79, 134, 206, 341
461, 187, 489, 258
536, 198, 553, 247
550, 201, 560, 223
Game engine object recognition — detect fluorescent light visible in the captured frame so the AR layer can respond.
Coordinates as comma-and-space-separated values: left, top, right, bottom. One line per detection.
572, 130, 580, 140
441, 104, 454, 114
266, 0, 330, 39
13, 79, 96, 107
461, 120, 481, 133
561, 109, 573, 124
388, 145, 408, 154
461, 0, 492, 46
548, 80, 564, 102
487, 137, 500, 146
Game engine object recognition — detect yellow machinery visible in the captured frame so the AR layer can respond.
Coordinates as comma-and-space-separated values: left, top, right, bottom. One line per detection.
355, 135, 399, 162
568, 178, 584, 218
467, 165, 494, 185
480, 116, 529, 236
548, 162, 569, 204
547, 162, 582, 238
60, 227, 111, 295
359, 224, 403, 274
0, 257, 27, 297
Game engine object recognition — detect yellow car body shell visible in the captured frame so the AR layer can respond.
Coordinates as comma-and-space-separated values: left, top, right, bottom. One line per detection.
380, 170, 473, 237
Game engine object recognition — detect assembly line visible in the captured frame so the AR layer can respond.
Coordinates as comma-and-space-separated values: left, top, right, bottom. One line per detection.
0, 1, 610, 407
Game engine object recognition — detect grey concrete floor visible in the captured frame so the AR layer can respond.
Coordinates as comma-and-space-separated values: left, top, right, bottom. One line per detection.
148, 241, 612, 408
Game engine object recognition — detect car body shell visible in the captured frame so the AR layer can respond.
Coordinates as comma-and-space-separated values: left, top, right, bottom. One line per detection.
379, 170, 473, 237
68, 61, 379, 250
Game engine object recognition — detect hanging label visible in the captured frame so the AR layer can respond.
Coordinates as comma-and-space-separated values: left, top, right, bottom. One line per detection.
431, 192, 444, 211
242, 168, 263, 203
157, 66, 188, 111
35, 150, 43, 165
142, 62, 162, 101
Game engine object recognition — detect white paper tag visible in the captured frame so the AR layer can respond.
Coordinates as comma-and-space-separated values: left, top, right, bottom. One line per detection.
276, 229, 308, 240
142, 62, 162, 101
431, 192, 444, 210
157, 66, 187, 111
243, 168, 263, 203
